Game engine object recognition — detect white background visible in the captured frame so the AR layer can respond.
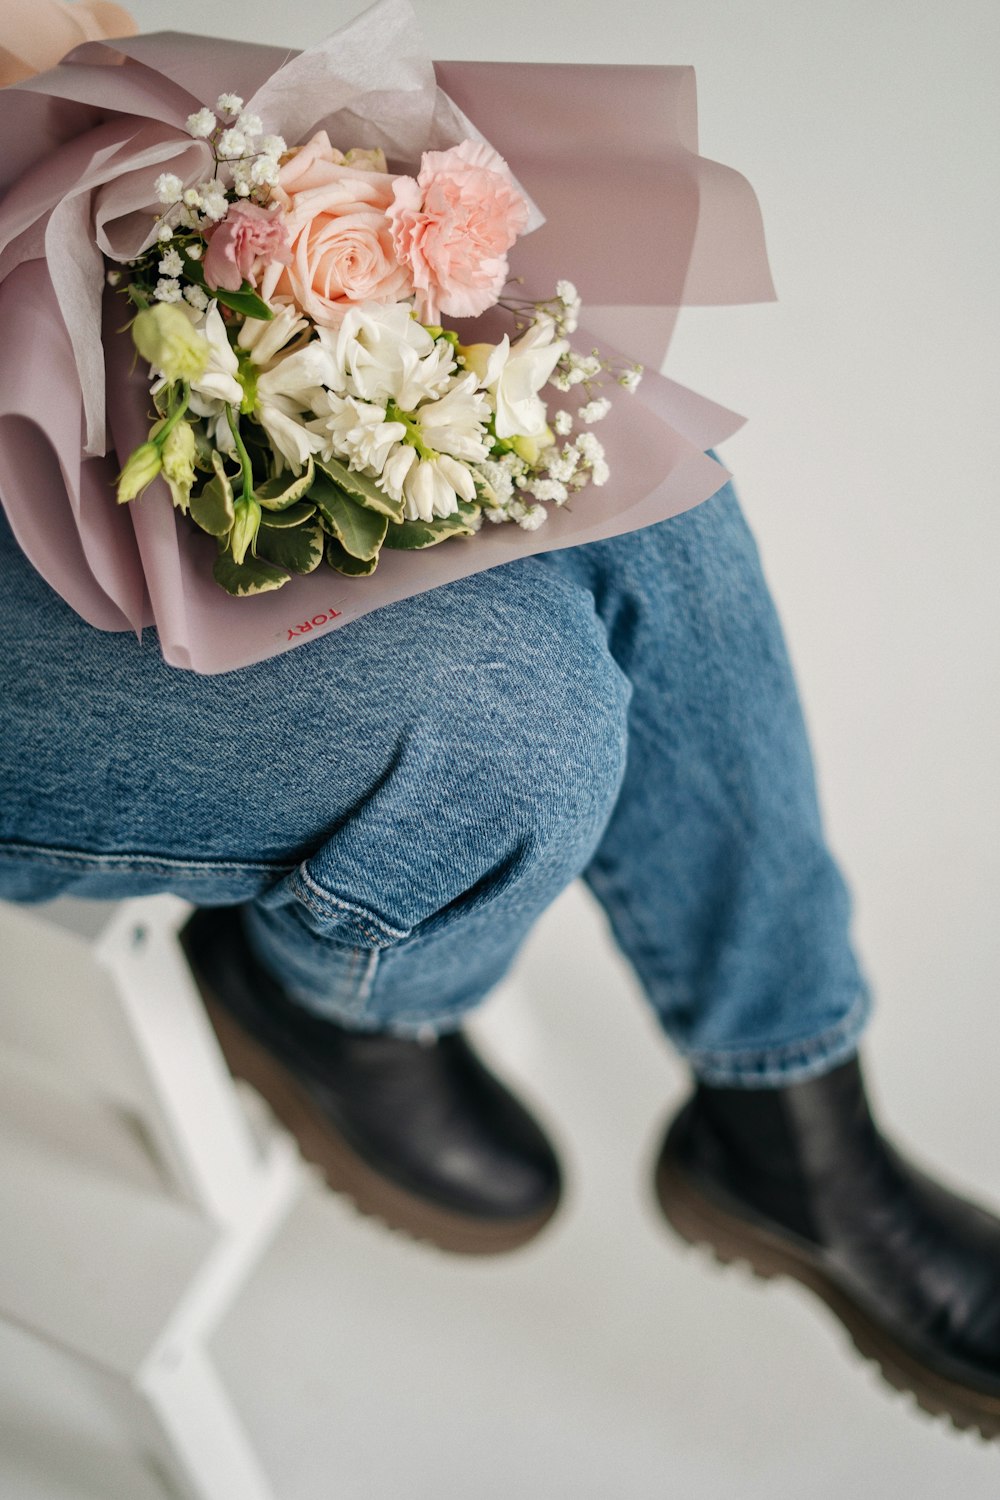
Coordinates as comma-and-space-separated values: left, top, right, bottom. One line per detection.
6, 0, 1000, 1495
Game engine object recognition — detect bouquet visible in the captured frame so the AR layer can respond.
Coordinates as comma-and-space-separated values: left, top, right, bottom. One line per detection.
0, 0, 775, 672
115, 109, 642, 597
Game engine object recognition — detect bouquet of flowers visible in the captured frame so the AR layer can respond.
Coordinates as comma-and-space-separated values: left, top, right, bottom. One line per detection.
116, 109, 642, 596
0, 0, 775, 672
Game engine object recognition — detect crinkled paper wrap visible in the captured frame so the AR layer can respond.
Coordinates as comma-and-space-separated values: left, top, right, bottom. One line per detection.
0, 0, 775, 674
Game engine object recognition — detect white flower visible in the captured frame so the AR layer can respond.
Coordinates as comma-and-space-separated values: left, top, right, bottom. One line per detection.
516, 503, 547, 531
154, 277, 182, 303
183, 285, 209, 311
546, 446, 579, 483
474, 315, 567, 441
217, 129, 247, 160
579, 397, 611, 424
106, 269, 122, 287
158, 248, 183, 277
410, 374, 491, 462
555, 279, 578, 305
591, 459, 610, 486
398, 454, 477, 522
236, 112, 263, 138
620, 367, 643, 393
310, 393, 406, 475
156, 222, 174, 242
552, 409, 573, 437
473, 459, 515, 508
187, 302, 243, 406
187, 107, 217, 138
260, 134, 287, 160
216, 92, 244, 116
322, 303, 455, 409
575, 431, 603, 462
235, 309, 339, 474
186, 243, 203, 261
200, 189, 230, 222
528, 478, 568, 503
154, 173, 184, 205
250, 157, 280, 187
182, 187, 203, 210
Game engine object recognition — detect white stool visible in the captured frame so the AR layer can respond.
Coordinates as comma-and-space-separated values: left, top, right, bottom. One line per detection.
0, 894, 307, 1499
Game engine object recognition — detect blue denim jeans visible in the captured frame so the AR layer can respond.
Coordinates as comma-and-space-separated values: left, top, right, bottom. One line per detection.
0, 460, 872, 1086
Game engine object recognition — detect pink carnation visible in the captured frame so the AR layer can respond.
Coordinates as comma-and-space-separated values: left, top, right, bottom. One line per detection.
387, 140, 530, 324
203, 202, 292, 293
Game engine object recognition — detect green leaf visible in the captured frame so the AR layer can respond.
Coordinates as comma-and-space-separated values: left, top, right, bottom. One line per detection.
255, 517, 325, 574
212, 550, 290, 596
256, 458, 315, 511
325, 536, 380, 576
382, 510, 477, 550
254, 499, 316, 528
310, 476, 388, 560
315, 454, 403, 522
190, 460, 236, 538
181, 251, 274, 321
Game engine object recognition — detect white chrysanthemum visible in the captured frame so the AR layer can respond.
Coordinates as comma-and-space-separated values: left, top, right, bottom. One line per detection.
408, 373, 491, 463
472, 315, 567, 441
309, 393, 406, 476
320, 303, 456, 409
187, 107, 217, 138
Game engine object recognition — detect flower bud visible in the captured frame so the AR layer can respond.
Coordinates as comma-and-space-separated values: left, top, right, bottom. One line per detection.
116, 441, 163, 504
157, 419, 198, 513
229, 496, 261, 566
132, 303, 210, 383
511, 424, 554, 466
458, 342, 494, 382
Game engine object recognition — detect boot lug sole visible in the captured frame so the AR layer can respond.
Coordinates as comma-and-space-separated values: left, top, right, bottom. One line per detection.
197, 982, 559, 1256
655, 1142, 1000, 1442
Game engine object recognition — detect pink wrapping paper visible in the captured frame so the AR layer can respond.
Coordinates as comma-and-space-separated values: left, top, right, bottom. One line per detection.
0, 0, 775, 673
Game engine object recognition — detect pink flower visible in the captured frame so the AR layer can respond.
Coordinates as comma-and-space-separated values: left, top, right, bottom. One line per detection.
203, 202, 292, 293
258, 130, 412, 328
387, 140, 530, 324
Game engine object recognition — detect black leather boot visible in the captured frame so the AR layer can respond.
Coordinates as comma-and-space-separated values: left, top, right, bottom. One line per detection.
655, 1056, 1000, 1437
181, 906, 561, 1255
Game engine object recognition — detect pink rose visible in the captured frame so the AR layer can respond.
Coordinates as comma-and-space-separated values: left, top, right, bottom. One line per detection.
258, 130, 411, 327
203, 202, 292, 293
387, 140, 530, 324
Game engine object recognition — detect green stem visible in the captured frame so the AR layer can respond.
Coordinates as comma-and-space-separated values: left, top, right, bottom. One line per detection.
225, 404, 255, 503
155, 383, 190, 445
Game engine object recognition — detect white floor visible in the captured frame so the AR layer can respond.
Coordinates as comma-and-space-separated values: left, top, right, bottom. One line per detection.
3, 880, 1000, 1500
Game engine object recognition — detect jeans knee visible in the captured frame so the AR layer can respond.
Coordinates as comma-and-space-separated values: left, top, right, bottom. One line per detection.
285, 562, 631, 939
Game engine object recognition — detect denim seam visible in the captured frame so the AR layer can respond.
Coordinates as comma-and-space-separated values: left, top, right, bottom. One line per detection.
681, 986, 872, 1081
0, 839, 293, 878
288, 863, 411, 944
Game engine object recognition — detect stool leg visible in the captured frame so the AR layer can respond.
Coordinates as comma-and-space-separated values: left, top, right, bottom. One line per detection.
111, 1342, 277, 1500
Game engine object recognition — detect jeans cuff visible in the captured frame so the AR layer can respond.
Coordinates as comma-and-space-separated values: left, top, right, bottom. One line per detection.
679, 985, 874, 1088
